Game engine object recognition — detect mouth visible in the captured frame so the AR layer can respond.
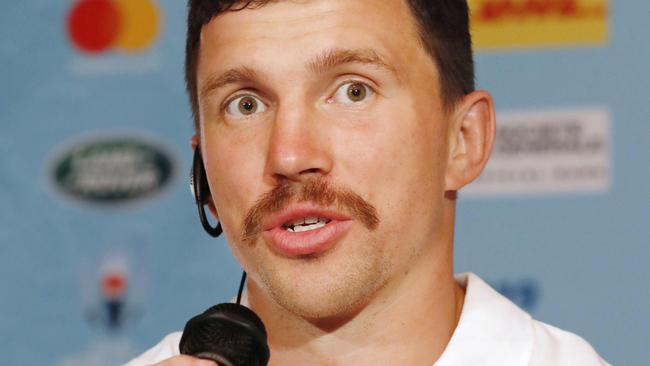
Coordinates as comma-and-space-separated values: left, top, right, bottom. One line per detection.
282, 217, 332, 232
261, 204, 353, 257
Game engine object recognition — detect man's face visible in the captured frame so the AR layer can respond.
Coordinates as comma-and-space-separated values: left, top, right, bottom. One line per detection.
196, 0, 454, 319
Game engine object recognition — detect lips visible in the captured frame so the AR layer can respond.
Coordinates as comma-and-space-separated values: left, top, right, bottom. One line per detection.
261, 203, 353, 257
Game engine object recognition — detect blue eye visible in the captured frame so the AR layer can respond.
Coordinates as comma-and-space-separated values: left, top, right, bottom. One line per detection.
225, 95, 267, 118
333, 81, 374, 105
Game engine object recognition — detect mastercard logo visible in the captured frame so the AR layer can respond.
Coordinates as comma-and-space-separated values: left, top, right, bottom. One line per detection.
66, 0, 161, 54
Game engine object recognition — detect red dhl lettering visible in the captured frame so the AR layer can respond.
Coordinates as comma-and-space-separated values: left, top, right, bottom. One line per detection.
473, 0, 606, 22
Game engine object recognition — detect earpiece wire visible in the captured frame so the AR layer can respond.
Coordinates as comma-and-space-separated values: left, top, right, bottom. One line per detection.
236, 271, 247, 305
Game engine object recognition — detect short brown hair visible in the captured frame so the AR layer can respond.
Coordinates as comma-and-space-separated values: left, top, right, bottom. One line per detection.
185, 0, 475, 130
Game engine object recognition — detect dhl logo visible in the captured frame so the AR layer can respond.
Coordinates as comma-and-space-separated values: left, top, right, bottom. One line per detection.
468, 0, 608, 50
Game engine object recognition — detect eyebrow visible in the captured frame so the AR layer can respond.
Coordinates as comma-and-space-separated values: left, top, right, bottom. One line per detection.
199, 48, 397, 100
307, 48, 397, 75
200, 66, 259, 101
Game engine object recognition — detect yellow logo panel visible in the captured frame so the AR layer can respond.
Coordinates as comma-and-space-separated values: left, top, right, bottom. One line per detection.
469, 0, 608, 50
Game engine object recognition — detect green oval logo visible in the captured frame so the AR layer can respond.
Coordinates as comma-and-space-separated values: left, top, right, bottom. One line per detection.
51, 136, 174, 204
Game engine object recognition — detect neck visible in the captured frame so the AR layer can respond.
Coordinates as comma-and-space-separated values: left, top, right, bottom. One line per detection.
247, 242, 464, 365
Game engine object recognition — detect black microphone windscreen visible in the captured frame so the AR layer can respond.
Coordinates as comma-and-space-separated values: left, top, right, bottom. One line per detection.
180, 303, 270, 366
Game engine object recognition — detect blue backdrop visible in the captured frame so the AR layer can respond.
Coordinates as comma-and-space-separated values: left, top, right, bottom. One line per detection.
1, 1, 647, 365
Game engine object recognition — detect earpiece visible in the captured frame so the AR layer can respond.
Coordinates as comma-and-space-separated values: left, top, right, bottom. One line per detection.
190, 145, 223, 237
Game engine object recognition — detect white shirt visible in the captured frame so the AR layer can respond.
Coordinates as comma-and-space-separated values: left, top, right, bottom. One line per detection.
123, 273, 611, 365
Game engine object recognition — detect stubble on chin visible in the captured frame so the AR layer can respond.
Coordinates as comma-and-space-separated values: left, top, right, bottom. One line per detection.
255, 230, 391, 325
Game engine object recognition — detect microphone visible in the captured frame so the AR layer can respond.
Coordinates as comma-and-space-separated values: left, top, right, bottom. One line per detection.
179, 272, 270, 366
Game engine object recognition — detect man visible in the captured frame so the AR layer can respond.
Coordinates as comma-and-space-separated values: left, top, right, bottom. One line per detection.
126, 0, 610, 365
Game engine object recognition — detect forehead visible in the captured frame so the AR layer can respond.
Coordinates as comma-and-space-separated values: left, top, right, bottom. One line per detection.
196, 0, 433, 83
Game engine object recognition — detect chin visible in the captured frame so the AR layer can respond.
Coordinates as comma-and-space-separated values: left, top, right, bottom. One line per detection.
266, 275, 378, 321
256, 243, 390, 320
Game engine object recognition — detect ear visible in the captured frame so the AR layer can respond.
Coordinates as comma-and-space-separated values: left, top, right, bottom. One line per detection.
444, 90, 496, 191
190, 134, 199, 150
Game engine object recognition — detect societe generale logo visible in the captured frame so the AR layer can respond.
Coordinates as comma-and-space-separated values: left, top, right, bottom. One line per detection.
66, 0, 161, 54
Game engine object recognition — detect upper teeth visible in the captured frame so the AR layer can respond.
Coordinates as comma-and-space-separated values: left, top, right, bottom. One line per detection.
283, 217, 331, 232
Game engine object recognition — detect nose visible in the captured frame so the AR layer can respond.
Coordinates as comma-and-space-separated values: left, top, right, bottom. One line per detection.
264, 101, 333, 184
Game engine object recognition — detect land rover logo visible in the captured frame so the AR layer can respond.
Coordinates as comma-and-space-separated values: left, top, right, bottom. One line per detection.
51, 137, 174, 204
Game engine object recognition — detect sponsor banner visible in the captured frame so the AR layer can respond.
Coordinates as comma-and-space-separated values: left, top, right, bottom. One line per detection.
48, 134, 175, 205
463, 107, 610, 196
469, 0, 609, 50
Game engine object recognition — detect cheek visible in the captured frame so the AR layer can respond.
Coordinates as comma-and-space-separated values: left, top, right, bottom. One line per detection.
341, 100, 446, 186
338, 102, 448, 240
202, 128, 266, 238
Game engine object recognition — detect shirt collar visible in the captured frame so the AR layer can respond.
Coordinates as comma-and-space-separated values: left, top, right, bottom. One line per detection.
433, 273, 534, 366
